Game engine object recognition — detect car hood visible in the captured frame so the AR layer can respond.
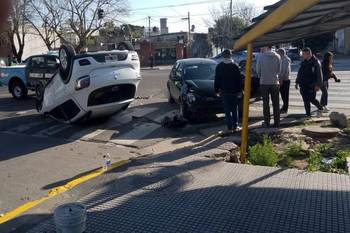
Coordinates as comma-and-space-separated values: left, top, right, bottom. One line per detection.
185, 80, 216, 97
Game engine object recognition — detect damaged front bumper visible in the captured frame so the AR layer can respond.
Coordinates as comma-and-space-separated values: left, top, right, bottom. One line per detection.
185, 92, 223, 115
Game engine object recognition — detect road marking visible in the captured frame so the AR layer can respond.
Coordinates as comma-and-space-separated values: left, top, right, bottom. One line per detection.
110, 110, 178, 145
0, 159, 132, 225
7, 120, 51, 133
34, 124, 72, 137
69, 107, 159, 141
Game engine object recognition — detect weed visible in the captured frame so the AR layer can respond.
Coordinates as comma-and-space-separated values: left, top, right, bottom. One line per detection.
315, 143, 334, 156
248, 135, 279, 167
307, 151, 323, 172
286, 137, 306, 157
332, 150, 350, 169
286, 156, 293, 167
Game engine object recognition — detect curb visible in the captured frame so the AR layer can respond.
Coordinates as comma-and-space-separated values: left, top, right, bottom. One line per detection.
0, 160, 131, 225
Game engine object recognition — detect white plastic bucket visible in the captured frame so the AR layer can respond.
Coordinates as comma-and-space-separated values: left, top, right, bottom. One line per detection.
54, 202, 87, 233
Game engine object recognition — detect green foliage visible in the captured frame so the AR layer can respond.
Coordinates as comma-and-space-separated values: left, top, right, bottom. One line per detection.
248, 135, 279, 167
315, 143, 334, 156
211, 16, 247, 51
292, 32, 335, 53
286, 138, 305, 157
308, 149, 349, 173
286, 156, 293, 168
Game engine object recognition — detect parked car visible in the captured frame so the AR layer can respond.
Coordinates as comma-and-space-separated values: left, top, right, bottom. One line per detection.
286, 47, 301, 61
0, 54, 59, 99
166, 58, 260, 121
210, 50, 259, 67
36, 42, 141, 123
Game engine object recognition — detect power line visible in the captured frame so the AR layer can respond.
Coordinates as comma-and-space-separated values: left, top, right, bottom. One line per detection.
131, 0, 229, 11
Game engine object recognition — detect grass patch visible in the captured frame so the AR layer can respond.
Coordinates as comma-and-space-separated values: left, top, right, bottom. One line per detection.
248, 135, 279, 167
285, 137, 307, 157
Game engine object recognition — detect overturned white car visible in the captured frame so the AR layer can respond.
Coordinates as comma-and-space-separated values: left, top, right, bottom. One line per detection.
35, 42, 141, 123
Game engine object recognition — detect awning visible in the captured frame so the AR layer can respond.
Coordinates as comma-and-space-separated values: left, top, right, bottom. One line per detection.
234, 0, 350, 50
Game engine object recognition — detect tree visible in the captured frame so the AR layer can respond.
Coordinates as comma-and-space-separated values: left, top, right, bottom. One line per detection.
211, 16, 247, 51
33, 0, 130, 53
205, 1, 258, 51
26, 0, 63, 51
292, 32, 335, 54
3, 0, 31, 61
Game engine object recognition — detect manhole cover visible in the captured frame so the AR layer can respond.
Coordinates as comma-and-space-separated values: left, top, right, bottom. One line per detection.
132, 171, 177, 190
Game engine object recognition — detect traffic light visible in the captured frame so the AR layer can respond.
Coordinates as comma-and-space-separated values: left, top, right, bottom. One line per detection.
97, 9, 104, 19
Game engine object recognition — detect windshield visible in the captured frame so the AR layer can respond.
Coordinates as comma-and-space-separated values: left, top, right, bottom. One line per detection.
184, 64, 217, 80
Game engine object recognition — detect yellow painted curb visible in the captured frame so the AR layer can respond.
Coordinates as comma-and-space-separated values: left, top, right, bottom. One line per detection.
0, 159, 131, 225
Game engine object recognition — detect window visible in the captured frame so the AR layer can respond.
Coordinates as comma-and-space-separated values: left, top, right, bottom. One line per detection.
155, 48, 176, 61
184, 64, 217, 80
175, 63, 183, 77
30, 57, 45, 68
47, 56, 59, 68
171, 62, 180, 75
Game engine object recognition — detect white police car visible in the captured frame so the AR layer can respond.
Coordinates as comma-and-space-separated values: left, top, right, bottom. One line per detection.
36, 42, 141, 123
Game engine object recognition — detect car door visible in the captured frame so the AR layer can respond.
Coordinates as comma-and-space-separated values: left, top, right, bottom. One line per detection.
170, 62, 183, 100
169, 62, 180, 99
27, 56, 46, 81
45, 56, 59, 79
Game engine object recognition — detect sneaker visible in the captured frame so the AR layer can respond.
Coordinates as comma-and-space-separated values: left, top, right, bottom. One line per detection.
323, 106, 330, 113
316, 109, 323, 118
233, 126, 242, 132
280, 109, 288, 114
262, 122, 270, 128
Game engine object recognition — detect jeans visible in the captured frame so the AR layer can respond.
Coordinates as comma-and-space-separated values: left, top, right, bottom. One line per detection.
260, 84, 280, 126
279, 80, 290, 112
221, 91, 238, 130
320, 81, 329, 106
300, 87, 323, 116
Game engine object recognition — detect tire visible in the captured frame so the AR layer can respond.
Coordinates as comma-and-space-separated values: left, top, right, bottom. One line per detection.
11, 82, 28, 100
59, 44, 76, 83
35, 81, 45, 101
180, 99, 191, 120
35, 99, 43, 112
117, 41, 134, 51
239, 61, 246, 67
167, 88, 175, 103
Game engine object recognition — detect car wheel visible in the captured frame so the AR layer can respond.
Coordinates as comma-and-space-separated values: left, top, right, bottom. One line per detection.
117, 41, 134, 51
35, 99, 43, 112
180, 99, 191, 120
59, 44, 76, 83
11, 82, 28, 100
167, 88, 175, 103
239, 61, 246, 67
35, 81, 45, 101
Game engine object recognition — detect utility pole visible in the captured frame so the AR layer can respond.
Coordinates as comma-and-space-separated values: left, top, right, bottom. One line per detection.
230, 0, 233, 17
182, 12, 191, 58
148, 16, 151, 57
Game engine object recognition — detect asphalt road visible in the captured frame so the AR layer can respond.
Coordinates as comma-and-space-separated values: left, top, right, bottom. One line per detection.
0, 59, 349, 219
0, 67, 228, 216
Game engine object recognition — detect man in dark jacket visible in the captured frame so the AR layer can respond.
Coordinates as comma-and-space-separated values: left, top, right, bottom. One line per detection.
295, 47, 324, 118
215, 49, 243, 133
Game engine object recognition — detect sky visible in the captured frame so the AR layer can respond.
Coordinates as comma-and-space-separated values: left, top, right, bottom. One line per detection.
121, 0, 279, 34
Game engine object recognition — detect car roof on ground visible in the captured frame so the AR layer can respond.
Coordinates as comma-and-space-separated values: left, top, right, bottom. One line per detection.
178, 58, 218, 65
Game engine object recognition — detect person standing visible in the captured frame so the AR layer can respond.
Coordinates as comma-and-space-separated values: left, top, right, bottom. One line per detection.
277, 48, 291, 114
149, 54, 154, 69
8, 55, 12, 66
11, 56, 19, 66
320, 52, 341, 113
256, 46, 281, 127
295, 47, 324, 118
215, 49, 243, 133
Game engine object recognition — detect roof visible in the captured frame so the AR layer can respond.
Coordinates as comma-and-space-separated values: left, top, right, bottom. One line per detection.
234, 0, 350, 50
179, 58, 217, 65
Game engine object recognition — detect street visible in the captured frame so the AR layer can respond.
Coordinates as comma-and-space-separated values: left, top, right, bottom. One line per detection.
0, 58, 350, 220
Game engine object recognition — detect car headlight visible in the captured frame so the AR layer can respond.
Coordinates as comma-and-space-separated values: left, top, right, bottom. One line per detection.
75, 76, 90, 90
186, 92, 196, 105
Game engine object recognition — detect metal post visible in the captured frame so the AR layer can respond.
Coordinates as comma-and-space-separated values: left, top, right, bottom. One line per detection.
149, 16, 151, 57
188, 12, 191, 58
240, 42, 253, 164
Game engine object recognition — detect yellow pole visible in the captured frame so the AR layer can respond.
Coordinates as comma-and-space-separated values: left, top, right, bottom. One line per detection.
240, 42, 253, 164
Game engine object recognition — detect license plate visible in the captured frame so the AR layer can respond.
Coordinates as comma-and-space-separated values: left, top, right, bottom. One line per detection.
105, 55, 118, 62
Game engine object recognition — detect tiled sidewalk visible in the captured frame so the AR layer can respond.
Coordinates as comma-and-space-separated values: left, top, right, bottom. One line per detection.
28, 145, 350, 233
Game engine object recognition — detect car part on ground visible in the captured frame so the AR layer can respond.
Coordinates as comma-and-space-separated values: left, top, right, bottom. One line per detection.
36, 42, 141, 123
